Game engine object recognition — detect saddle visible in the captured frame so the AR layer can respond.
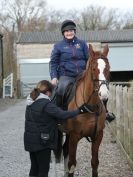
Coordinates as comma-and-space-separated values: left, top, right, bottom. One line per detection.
51, 83, 75, 110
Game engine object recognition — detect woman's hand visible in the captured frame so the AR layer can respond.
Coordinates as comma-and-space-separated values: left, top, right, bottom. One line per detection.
51, 78, 58, 86
79, 103, 94, 114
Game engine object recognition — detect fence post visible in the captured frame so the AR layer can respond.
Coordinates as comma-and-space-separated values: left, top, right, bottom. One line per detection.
128, 82, 133, 163
123, 86, 129, 154
108, 83, 117, 133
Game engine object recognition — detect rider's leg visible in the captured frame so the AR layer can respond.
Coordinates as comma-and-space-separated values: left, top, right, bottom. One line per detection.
56, 76, 75, 107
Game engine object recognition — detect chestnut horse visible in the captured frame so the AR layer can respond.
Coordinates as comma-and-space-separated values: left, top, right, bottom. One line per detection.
57, 44, 110, 177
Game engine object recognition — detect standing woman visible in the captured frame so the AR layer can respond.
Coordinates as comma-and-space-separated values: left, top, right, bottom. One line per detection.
24, 80, 90, 177
50, 19, 89, 106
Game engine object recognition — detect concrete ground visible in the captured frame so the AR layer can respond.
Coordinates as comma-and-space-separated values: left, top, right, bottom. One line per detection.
0, 99, 133, 177
0, 99, 62, 177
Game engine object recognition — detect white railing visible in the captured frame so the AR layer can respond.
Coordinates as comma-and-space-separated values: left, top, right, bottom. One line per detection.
3, 73, 13, 98
20, 82, 36, 97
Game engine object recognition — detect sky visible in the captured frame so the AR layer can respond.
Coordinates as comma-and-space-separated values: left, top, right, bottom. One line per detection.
46, 0, 133, 11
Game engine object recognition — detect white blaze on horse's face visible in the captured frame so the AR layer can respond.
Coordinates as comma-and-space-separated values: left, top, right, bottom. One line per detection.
97, 59, 109, 100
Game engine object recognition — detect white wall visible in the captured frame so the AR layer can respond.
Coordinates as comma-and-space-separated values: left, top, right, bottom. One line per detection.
108, 43, 133, 71
19, 58, 50, 97
20, 59, 50, 83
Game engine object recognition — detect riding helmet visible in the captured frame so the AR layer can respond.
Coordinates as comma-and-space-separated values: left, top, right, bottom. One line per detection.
61, 20, 76, 34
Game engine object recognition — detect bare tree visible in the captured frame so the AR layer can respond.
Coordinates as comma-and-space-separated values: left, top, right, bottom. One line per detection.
46, 9, 73, 31
0, 0, 48, 92
122, 11, 133, 29
47, 6, 123, 31
78, 6, 121, 30
0, 0, 47, 32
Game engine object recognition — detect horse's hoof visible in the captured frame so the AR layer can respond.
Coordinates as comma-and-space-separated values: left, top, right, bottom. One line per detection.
92, 171, 98, 177
92, 174, 98, 177
68, 173, 74, 177
64, 173, 68, 177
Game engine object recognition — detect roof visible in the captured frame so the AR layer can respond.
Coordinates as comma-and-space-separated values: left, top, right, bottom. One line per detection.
17, 29, 133, 44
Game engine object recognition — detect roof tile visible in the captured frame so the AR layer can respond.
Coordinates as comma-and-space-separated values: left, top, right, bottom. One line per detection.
17, 29, 133, 44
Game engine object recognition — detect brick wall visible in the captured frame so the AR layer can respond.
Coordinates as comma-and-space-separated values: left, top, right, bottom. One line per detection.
17, 42, 101, 60
17, 43, 54, 59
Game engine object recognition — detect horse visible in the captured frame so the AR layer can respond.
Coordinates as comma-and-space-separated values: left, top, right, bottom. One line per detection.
56, 44, 110, 177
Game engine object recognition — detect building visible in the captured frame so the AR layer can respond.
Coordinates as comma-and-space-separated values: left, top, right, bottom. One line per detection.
16, 29, 133, 97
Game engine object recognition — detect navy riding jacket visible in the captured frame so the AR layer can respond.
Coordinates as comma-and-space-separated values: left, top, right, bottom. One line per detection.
50, 36, 89, 79
24, 98, 80, 152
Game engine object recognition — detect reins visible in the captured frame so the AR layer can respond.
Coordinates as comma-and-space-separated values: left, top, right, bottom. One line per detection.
73, 56, 109, 142
86, 101, 103, 142
74, 73, 104, 143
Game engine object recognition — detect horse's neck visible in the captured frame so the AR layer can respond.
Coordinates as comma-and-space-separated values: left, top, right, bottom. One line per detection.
83, 71, 99, 103
85, 69, 93, 91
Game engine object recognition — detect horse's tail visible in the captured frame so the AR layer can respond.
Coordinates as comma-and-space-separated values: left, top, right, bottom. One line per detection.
53, 130, 63, 163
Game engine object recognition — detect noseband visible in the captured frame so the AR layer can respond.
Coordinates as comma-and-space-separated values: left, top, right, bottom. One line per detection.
93, 79, 109, 92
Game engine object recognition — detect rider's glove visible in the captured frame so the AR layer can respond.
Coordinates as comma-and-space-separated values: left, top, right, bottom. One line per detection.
79, 103, 93, 114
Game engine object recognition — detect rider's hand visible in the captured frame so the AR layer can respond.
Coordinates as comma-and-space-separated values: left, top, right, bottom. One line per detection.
79, 103, 93, 114
51, 78, 58, 86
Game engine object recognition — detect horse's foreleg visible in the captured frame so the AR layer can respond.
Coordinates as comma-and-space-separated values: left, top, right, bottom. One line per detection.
63, 135, 69, 176
67, 133, 79, 177
91, 130, 103, 177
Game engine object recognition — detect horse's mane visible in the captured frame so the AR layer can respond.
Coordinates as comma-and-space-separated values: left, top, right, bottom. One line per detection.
75, 70, 87, 87
75, 57, 91, 87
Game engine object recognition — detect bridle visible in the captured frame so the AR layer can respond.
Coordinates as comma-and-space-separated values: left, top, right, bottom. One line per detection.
74, 52, 110, 142
91, 57, 110, 93
75, 56, 110, 109
93, 79, 109, 93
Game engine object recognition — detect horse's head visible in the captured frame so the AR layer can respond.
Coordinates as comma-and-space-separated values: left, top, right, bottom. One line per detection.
88, 44, 110, 101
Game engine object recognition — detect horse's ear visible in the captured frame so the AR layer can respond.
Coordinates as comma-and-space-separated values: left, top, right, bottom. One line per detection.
89, 44, 95, 57
103, 44, 109, 56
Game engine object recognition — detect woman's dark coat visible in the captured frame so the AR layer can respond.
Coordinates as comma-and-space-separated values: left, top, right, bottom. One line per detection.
24, 98, 79, 152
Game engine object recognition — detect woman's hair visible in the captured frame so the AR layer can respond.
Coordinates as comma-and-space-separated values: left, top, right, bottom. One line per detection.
30, 80, 53, 100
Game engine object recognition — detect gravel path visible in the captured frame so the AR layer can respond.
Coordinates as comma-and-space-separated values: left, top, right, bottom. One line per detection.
0, 98, 20, 112
74, 129, 133, 177
0, 98, 133, 177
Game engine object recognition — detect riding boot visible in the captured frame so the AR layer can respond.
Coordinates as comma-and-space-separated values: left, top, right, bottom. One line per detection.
106, 112, 116, 122
103, 99, 116, 122
56, 94, 63, 107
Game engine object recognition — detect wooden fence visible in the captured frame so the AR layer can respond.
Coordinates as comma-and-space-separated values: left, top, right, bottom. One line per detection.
107, 82, 133, 170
